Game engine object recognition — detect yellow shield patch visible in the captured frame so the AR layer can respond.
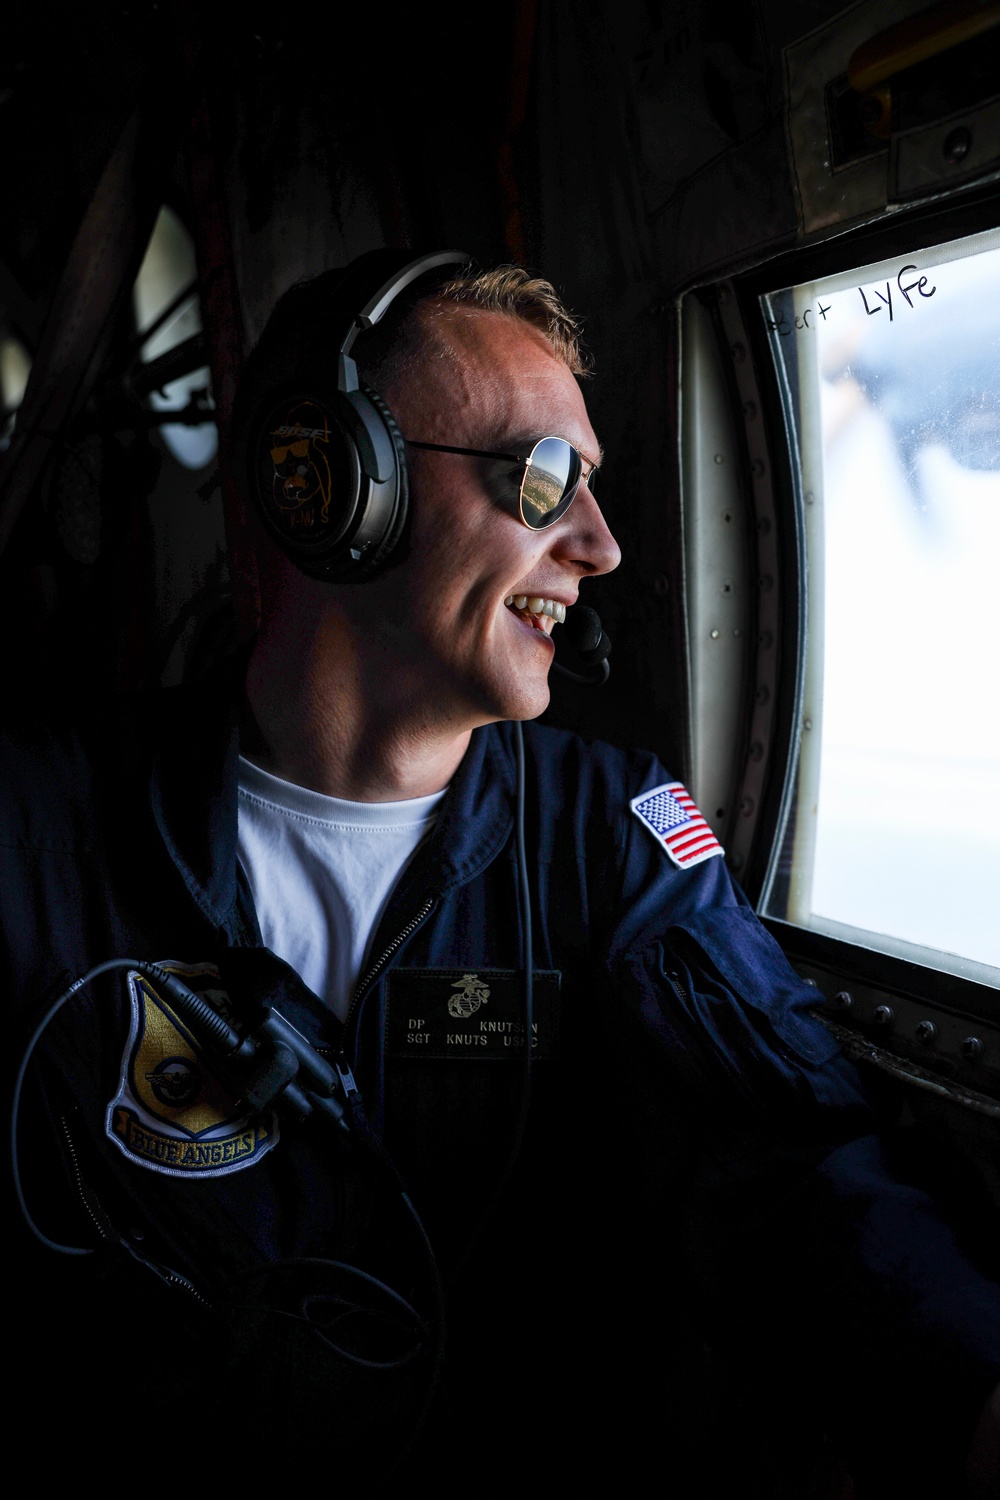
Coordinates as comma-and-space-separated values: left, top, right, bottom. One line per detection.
106, 961, 279, 1178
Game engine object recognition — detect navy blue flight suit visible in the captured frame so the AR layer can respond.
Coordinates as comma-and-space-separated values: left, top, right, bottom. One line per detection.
5, 661, 998, 1492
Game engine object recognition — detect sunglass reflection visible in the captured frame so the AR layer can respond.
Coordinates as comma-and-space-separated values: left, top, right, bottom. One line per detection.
520, 437, 580, 527
404, 434, 594, 531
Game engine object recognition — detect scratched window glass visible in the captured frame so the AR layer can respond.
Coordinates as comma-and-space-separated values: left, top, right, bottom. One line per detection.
760, 228, 1000, 976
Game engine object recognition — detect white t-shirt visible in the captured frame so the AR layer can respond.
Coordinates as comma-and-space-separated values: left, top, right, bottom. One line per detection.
237, 756, 446, 1022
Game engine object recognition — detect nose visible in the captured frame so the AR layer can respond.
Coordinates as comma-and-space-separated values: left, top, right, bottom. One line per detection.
555, 481, 622, 577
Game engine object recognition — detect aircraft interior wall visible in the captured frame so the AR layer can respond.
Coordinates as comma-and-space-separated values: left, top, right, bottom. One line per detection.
0, 0, 880, 771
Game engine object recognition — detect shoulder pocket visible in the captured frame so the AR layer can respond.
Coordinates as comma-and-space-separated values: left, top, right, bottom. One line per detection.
669, 907, 840, 1069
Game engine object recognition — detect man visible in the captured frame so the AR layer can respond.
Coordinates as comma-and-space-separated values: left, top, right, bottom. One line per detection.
11, 253, 999, 1492
242, 268, 617, 808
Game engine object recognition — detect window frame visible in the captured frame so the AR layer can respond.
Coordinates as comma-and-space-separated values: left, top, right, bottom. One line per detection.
724, 182, 1000, 1031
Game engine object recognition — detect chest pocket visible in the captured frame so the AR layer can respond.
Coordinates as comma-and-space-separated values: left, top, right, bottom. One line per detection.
379, 967, 561, 1252
384, 967, 561, 1060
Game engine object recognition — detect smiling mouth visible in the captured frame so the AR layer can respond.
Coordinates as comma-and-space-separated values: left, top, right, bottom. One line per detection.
504, 595, 567, 636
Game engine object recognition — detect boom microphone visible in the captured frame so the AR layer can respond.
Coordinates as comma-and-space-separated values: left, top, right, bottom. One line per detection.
552, 605, 611, 685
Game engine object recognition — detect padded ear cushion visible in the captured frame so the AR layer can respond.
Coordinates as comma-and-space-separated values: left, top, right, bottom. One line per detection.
248, 382, 409, 584
352, 382, 410, 580
249, 388, 361, 570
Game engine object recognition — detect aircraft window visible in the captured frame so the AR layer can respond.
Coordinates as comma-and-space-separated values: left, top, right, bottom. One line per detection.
132, 205, 216, 471
0, 334, 31, 448
759, 227, 1000, 980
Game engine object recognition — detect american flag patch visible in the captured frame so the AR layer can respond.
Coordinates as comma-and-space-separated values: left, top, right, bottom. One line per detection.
629, 782, 724, 869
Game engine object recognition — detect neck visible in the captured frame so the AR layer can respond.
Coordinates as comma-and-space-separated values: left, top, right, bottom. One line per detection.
244, 574, 472, 802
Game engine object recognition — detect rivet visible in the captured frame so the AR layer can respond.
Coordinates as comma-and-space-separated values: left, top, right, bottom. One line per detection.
749, 741, 764, 762
960, 1036, 984, 1060
755, 684, 770, 705
805, 490, 815, 505
710, 628, 721, 639
721, 581, 732, 595
758, 630, 773, 649
732, 628, 741, 638
758, 574, 774, 591
718, 284, 732, 306
944, 126, 971, 163
653, 574, 669, 596
915, 1020, 937, 1045
873, 1005, 894, 1027
722, 510, 733, 523
731, 342, 746, 363
729, 853, 743, 871
714, 453, 725, 465
743, 401, 757, 420
740, 795, 754, 816
804, 718, 813, 730
751, 459, 765, 479
831, 990, 852, 1012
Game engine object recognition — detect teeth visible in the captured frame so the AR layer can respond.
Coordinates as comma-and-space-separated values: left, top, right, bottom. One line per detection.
504, 595, 567, 623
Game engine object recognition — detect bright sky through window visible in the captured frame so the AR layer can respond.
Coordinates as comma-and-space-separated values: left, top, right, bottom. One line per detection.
133, 206, 217, 472
761, 230, 1000, 973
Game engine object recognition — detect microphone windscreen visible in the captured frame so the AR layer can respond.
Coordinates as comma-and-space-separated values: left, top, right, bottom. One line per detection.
564, 605, 604, 656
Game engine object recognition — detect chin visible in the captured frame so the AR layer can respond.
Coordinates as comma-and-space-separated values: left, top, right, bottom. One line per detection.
489, 675, 551, 725
459, 641, 554, 725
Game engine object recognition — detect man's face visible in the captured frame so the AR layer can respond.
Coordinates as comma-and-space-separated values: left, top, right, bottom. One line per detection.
352, 305, 621, 728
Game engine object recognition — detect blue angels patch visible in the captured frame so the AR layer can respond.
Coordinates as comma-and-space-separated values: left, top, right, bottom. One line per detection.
106, 961, 279, 1179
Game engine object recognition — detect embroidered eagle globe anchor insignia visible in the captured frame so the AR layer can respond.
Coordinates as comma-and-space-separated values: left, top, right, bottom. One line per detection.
105, 961, 279, 1178
447, 974, 491, 1019
386, 969, 561, 1059
630, 782, 724, 869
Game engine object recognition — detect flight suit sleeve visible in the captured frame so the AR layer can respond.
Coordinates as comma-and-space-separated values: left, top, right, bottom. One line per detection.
600, 765, 1000, 1490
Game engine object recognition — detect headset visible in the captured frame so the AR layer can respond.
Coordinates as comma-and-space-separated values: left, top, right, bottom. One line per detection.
245, 248, 469, 585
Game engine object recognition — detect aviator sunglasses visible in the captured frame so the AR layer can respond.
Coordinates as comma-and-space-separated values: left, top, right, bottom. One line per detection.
405, 436, 597, 530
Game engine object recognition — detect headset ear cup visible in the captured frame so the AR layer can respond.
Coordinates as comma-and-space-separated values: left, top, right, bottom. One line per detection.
249, 389, 361, 578
241, 249, 468, 583
248, 383, 408, 584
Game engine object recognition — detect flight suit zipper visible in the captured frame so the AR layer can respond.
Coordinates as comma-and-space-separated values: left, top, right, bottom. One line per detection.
342, 897, 438, 1039
330, 898, 438, 1126
61, 1111, 116, 1242
62, 1112, 213, 1304
667, 970, 690, 1006
149, 1263, 213, 1307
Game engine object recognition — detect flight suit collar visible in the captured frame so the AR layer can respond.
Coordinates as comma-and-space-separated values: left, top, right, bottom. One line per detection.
391, 719, 516, 911
148, 656, 518, 941
358, 720, 517, 988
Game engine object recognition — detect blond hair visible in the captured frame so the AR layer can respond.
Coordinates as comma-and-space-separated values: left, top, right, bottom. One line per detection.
434, 266, 589, 376
354, 262, 590, 396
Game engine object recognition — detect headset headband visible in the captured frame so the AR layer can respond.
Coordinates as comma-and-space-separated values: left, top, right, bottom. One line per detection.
338, 249, 470, 390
